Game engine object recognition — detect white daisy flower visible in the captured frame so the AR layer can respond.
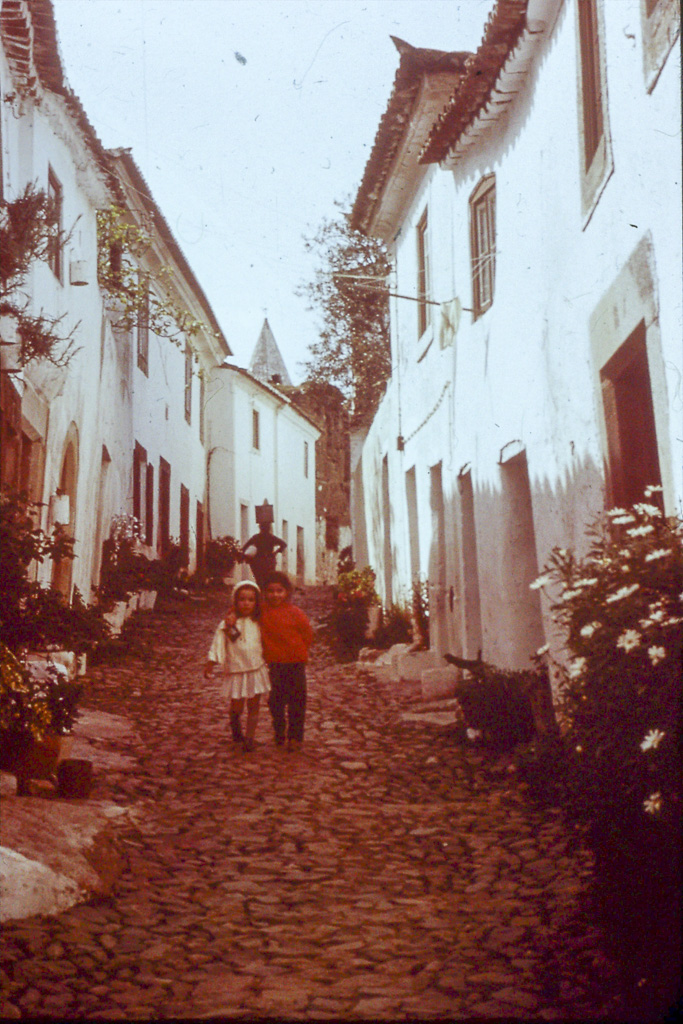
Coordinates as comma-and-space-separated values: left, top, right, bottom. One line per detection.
530, 574, 553, 591
627, 525, 655, 537
644, 485, 663, 496
567, 657, 587, 679
606, 583, 640, 604
580, 621, 601, 638
617, 629, 641, 652
643, 792, 662, 815
648, 646, 666, 665
574, 577, 598, 588
644, 550, 669, 563
640, 729, 665, 752
612, 515, 636, 525
633, 503, 662, 517
606, 508, 629, 517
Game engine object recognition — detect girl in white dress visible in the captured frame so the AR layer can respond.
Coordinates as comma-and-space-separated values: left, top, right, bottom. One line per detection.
204, 581, 270, 752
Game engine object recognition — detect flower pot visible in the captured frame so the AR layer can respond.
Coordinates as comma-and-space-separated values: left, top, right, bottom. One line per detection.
103, 600, 128, 634
0, 731, 71, 795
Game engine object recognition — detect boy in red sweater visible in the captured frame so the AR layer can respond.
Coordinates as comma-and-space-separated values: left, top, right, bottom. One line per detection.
258, 571, 313, 751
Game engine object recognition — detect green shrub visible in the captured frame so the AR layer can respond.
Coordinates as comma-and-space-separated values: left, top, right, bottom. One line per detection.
373, 604, 412, 649
205, 535, 241, 584
534, 492, 681, 834
531, 490, 682, 1012
331, 566, 380, 659
411, 577, 429, 648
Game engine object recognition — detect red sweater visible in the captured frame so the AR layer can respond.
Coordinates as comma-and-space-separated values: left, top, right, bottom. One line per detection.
260, 602, 313, 663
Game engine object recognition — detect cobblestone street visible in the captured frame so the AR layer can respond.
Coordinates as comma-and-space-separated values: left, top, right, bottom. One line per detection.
1, 590, 627, 1020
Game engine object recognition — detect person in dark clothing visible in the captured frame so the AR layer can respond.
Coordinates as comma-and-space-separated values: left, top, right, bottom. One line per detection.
242, 522, 287, 590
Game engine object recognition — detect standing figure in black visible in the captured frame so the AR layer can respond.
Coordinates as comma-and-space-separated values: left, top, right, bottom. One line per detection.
242, 521, 287, 590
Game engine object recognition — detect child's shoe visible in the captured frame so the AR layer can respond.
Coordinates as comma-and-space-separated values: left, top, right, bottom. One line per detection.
287, 738, 302, 754
243, 737, 256, 753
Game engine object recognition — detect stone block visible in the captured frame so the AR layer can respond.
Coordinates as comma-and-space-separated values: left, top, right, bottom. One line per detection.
421, 667, 458, 700
396, 650, 441, 682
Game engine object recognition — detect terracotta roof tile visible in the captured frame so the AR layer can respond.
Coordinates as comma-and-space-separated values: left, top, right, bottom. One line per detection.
420, 0, 529, 164
350, 37, 470, 234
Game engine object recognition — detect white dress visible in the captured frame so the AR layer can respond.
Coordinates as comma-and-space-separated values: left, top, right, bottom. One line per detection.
207, 617, 271, 700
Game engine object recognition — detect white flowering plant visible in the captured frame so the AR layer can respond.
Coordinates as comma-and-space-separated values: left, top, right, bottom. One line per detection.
533, 491, 681, 835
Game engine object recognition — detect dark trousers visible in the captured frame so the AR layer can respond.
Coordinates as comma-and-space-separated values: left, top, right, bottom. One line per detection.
268, 663, 307, 743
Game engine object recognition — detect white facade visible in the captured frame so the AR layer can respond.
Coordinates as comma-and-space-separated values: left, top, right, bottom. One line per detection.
104, 151, 229, 577
1, 3, 230, 600
1, 4, 117, 601
205, 366, 320, 585
353, 0, 681, 679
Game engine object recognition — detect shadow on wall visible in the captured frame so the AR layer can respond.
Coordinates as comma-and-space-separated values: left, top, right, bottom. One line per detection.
426, 449, 605, 673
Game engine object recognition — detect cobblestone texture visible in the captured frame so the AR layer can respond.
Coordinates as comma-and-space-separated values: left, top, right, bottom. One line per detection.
0, 589, 627, 1020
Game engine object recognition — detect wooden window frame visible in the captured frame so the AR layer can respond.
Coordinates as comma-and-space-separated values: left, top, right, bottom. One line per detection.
304, 440, 309, 479
184, 343, 192, 424
416, 209, 431, 339
640, 0, 680, 92
145, 463, 154, 547
137, 273, 149, 375
469, 174, 496, 319
252, 408, 260, 451
47, 167, 63, 282
575, 0, 613, 221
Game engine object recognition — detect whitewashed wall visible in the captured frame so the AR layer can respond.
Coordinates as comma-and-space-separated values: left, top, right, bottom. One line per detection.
206, 367, 320, 585
0, 57, 115, 601
359, 0, 681, 675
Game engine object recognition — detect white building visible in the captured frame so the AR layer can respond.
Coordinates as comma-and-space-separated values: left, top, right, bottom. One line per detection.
1, 0, 120, 600
351, 0, 681, 679
205, 359, 320, 586
103, 149, 230, 578
1, 0, 230, 599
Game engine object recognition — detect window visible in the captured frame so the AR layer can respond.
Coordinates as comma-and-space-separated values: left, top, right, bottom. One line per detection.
469, 175, 496, 318
576, 0, 612, 217
304, 441, 309, 478
600, 324, 662, 508
199, 375, 205, 446
252, 408, 260, 450
158, 457, 171, 555
184, 343, 192, 424
47, 168, 63, 282
578, 0, 603, 170
145, 463, 154, 546
137, 273, 149, 374
640, 0, 679, 90
133, 442, 147, 531
179, 484, 190, 567
416, 209, 431, 338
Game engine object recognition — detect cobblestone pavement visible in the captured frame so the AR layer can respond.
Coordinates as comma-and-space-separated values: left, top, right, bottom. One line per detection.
1, 590, 627, 1021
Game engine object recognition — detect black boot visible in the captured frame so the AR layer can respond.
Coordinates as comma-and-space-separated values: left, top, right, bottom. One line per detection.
230, 712, 244, 743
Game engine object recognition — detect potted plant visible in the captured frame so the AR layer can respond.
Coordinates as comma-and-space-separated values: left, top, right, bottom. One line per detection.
0, 642, 83, 794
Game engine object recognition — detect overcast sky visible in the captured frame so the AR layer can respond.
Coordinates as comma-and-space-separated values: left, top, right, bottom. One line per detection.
52, 0, 491, 380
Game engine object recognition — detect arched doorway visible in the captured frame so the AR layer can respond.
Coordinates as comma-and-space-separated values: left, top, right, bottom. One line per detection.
51, 428, 79, 599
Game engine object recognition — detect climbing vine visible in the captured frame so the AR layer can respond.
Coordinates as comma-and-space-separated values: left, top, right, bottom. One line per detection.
96, 205, 217, 355
0, 183, 78, 367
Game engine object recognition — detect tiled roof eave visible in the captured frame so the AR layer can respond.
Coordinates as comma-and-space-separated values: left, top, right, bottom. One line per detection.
1, 0, 123, 201
420, 0, 530, 165
350, 41, 470, 234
